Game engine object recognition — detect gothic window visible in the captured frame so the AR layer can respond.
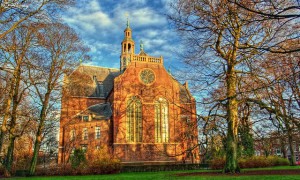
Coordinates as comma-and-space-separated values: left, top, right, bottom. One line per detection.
95, 126, 100, 139
155, 98, 169, 143
126, 96, 142, 142
82, 128, 88, 140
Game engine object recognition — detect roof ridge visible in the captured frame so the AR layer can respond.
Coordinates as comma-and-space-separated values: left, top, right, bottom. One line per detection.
80, 64, 119, 70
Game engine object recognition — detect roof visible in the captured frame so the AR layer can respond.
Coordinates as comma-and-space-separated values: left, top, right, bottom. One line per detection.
84, 103, 112, 120
64, 65, 120, 98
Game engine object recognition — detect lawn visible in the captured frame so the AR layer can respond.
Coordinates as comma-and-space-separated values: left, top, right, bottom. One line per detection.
10, 166, 300, 180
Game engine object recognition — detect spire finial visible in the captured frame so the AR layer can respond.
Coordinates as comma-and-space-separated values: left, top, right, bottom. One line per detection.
140, 40, 144, 51
125, 12, 129, 28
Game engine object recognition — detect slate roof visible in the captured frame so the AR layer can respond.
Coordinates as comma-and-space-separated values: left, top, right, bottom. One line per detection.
65, 65, 120, 98
85, 103, 112, 120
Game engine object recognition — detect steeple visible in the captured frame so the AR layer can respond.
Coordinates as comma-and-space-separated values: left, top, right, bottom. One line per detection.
120, 16, 135, 72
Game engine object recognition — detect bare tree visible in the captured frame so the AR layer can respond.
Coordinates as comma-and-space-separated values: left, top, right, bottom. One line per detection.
0, 0, 74, 40
231, 0, 300, 53
0, 23, 35, 177
246, 52, 300, 165
168, 0, 299, 173
27, 22, 89, 175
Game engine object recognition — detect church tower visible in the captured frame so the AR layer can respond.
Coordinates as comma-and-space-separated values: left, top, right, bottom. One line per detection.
120, 19, 135, 72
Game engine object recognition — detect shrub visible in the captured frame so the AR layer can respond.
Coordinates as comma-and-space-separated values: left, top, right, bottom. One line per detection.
209, 157, 225, 170
267, 156, 290, 166
239, 156, 270, 168
209, 155, 290, 170
70, 148, 86, 169
0, 165, 4, 177
86, 146, 121, 174
35, 164, 74, 176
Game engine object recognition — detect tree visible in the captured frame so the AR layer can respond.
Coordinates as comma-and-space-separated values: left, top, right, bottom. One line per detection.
230, 0, 300, 53
0, 24, 35, 177
168, 0, 299, 173
27, 22, 89, 175
0, 0, 74, 40
246, 52, 300, 165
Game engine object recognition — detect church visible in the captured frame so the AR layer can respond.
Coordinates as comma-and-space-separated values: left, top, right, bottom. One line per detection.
58, 20, 199, 165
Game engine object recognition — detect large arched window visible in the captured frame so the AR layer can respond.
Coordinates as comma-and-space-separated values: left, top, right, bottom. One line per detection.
155, 97, 169, 143
126, 96, 142, 142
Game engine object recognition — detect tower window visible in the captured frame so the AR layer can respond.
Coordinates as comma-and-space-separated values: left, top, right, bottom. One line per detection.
126, 96, 142, 142
155, 98, 169, 143
128, 43, 131, 53
124, 44, 126, 53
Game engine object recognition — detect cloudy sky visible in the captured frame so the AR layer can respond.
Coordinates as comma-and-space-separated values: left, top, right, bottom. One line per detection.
62, 0, 182, 70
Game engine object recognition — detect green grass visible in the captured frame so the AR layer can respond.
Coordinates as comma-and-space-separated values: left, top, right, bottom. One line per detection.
9, 166, 300, 180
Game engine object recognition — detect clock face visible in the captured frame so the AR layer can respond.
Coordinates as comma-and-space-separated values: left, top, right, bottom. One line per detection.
140, 69, 155, 85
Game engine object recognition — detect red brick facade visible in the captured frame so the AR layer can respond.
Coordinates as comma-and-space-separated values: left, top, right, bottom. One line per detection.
58, 23, 199, 164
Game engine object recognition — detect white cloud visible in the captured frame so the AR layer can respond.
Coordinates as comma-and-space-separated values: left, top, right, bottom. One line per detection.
62, 0, 182, 68
63, 0, 115, 34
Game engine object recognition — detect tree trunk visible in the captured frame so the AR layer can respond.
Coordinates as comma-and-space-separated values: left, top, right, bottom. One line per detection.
3, 62, 21, 177
3, 136, 16, 177
287, 127, 296, 166
224, 64, 240, 173
0, 76, 16, 153
29, 92, 50, 175
0, 97, 12, 153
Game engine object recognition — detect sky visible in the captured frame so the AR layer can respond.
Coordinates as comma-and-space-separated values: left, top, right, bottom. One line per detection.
62, 0, 182, 70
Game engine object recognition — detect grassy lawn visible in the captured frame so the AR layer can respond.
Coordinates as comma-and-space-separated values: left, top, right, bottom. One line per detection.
10, 166, 300, 180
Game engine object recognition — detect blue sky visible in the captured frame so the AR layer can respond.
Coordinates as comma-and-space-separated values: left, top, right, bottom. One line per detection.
62, 0, 182, 70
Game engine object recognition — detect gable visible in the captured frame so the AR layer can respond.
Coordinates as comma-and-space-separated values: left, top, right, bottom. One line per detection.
64, 65, 120, 98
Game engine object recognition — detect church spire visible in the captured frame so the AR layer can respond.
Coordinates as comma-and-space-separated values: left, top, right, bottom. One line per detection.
120, 16, 135, 72
126, 16, 130, 28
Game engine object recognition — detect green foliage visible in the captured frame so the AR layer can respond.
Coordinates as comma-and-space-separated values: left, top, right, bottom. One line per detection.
238, 125, 254, 158
210, 156, 290, 170
267, 156, 290, 166
70, 148, 86, 169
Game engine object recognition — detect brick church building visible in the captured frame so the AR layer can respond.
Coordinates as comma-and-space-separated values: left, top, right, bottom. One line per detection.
58, 21, 199, 164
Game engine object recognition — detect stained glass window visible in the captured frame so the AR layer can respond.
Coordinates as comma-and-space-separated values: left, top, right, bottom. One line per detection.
126, 96, 142, 142
155, 98, 169, 143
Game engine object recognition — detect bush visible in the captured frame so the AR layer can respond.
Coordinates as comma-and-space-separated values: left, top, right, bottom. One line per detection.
239, 156, 270, 168
267, 156, 290, 166
70, 149, 86, 169
209, 156, 290, 170
209, 157, 225, 170
85, 146, 121, 174
0, 165, 4, 177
